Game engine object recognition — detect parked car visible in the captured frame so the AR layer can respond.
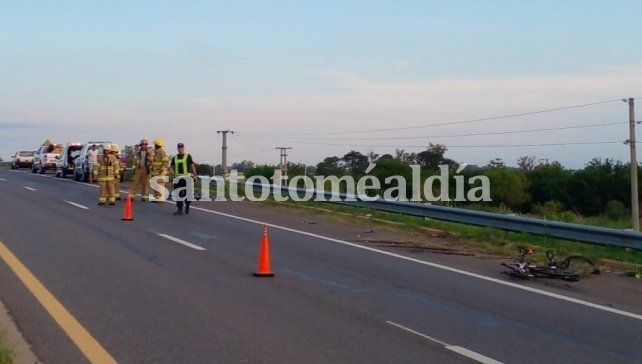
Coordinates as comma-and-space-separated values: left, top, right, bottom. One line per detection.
55, 142, 84, 178
74, 141, 110, 182
32, 144, 63, 174
11, 150, 35, 169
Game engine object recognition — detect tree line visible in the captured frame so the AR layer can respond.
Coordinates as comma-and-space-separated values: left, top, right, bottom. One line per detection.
238, 144, 638, 220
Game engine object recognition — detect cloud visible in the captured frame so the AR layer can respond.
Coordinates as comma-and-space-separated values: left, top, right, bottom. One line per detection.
223, 63, 642, 120
2, 62, 640, 167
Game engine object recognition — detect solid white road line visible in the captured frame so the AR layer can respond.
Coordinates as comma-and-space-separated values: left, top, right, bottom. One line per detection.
0, 178, 6, 181
11, 170, 98, 188
23, 187, 36, 191
157, 233, 206, 251
445, 346, 503, 364
189, 205, 642, 321
386, 320, 448, 346
64, 201, 90, 210
386, 321, 503, 364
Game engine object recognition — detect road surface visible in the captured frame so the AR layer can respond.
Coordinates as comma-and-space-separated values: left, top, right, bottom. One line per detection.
0, 168, 640, 363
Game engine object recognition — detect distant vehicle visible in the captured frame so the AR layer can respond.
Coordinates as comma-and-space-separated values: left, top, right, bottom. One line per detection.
32, 144, 63, 174
11, 151, 35, 169
74, 141, 110, 182
55, 142, 84, 178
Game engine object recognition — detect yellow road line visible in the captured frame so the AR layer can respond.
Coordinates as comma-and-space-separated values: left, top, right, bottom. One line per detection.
0, 240, 117, 363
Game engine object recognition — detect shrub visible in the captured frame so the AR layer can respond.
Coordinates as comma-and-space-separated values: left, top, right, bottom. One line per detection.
604, 200, 627, 220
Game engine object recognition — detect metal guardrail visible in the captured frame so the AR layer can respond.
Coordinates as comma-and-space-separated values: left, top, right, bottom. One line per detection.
251, 182, 642, 250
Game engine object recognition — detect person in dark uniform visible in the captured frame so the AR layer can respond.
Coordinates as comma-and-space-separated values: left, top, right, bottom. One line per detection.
169, 143, 197, 215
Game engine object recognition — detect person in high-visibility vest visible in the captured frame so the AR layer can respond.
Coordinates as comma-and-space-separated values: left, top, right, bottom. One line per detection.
169, 142, 197, 215
128, 139, 154, 201
150, 138, 169, 202
93, 143, 120, 205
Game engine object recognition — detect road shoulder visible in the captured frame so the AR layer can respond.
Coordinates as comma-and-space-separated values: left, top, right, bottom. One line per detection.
0, 297, 40, 364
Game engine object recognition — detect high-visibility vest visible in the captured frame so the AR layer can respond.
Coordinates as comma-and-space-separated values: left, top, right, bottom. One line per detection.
173, 154, 190, 176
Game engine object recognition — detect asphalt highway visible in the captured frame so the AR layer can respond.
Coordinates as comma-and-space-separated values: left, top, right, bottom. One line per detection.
0, 169, 640, 363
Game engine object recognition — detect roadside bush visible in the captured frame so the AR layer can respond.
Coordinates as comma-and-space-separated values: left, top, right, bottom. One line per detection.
604, 200, 627, 220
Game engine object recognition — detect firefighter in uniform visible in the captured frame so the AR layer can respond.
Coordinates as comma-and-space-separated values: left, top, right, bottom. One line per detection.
129, 139, 153, 201
110, 144, 122, 200
93, 143, 120, 205
150, 138, 169, 202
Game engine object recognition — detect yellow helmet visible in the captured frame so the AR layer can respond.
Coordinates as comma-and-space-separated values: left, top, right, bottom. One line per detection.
111, 144, 119, 152
153, 138, 165, 147
102, 143, 112, 152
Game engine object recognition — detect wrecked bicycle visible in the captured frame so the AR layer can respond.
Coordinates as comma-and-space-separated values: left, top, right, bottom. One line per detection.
502, 248, 600, 281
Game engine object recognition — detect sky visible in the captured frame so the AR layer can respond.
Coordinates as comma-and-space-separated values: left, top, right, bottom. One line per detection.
1, 0, 641, 169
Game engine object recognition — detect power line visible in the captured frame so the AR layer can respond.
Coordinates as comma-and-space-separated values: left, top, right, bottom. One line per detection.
247, 121, 626, 141
239, 98, 624, 136
238, 134, 623, 149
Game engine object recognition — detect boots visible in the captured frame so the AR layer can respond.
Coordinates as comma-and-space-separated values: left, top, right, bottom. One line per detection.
174, 203, 183, 215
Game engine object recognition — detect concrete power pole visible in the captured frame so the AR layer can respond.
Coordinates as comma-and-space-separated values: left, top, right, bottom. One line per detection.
624, 98, 639, 231
217, 130, 234, 176
275, 147, 292, 181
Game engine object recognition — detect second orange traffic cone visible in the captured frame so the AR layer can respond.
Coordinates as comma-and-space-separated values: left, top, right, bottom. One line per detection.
253, 225, 274, 277
121, 195, 134, 221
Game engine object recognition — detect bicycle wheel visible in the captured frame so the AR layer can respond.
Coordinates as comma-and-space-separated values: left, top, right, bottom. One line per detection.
559, 255, 600, 277
501, 262, 530, 278
530, 266, 580, 281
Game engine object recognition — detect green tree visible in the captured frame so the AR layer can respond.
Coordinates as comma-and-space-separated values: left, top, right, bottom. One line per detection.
567, 158, 630, 215
486, 158, 506, 169
483, 167, 530, 209
245, 165, 277, 180
526, 161, 572, 208
196, 163, 213, 176
316, 156, 342, 176
368, 158, 416, 199
122, 145, 135, 167
341, 150, 369, 176
417, 143, 455, 172
517, 155, 536, 171
231, 160, 255, 173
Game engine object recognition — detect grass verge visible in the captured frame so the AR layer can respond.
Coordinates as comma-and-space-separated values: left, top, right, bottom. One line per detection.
0, 336, 12, 364
258, 197, 642, 274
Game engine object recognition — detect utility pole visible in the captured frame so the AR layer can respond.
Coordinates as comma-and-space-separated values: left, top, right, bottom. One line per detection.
217, 129, 234, 177
275, 147, 292, 182
624, 98, 639, 231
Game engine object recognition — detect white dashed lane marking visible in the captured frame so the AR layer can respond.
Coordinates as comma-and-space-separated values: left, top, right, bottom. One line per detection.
386, 321, 503, 364
64, 201, 90, 210
156, 233, 206, 251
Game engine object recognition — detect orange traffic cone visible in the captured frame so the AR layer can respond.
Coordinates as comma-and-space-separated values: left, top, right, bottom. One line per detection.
121, 195, 134, 221
253, 225, 274, 277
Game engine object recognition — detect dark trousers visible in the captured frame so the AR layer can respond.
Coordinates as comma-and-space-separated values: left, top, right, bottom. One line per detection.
173, 177, 192, 211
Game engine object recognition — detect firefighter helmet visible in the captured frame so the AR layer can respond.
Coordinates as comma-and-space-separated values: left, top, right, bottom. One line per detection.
153, 138, 165, 147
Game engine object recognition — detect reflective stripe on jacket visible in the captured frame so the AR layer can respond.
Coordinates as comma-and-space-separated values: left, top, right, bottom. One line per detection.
151, 147, 169, 175
93, 154, 119, 181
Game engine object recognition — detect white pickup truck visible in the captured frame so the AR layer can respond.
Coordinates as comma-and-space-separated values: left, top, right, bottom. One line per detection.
32, 144, 63, 174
